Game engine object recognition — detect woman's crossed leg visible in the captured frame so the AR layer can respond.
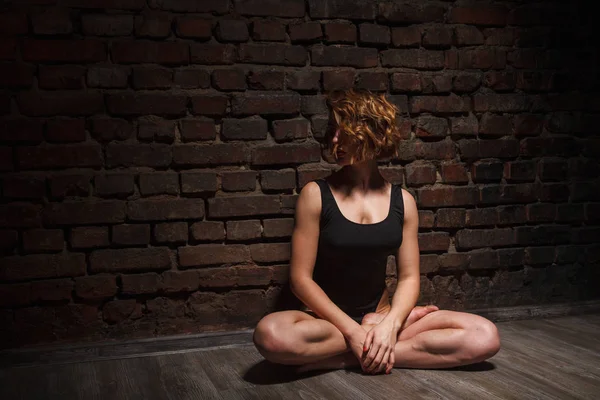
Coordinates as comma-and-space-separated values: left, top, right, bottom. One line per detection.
253, 306, 500, 373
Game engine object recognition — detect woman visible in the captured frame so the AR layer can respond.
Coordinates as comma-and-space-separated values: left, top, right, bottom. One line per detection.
253, 89, 500, 375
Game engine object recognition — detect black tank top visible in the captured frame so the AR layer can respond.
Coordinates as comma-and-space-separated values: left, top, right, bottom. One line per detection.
312, 178, 405, 317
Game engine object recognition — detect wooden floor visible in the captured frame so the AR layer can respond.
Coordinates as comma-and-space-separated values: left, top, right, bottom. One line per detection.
1, 314, 599, 400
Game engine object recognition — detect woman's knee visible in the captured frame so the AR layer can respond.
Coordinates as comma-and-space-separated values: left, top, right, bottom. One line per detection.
253, 312, 304, 357
464, 317, 501, 362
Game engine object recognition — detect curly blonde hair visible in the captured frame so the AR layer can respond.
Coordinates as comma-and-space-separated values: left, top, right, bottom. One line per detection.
324, 89, 403, 164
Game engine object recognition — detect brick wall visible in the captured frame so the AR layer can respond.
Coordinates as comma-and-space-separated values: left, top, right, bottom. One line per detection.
1, 0, 599, 349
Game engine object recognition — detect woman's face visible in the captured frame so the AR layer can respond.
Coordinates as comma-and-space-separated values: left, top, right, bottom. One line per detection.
330, 128, 352, 165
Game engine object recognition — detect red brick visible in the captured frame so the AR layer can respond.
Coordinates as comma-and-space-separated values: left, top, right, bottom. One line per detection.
355, 72, 388, 91
391, 27, 421, 47
22, 229, 64, 253
90, 248, 171, 273
286, 70, 321, 92
297, 165, 334, 187
456, 228, 515, 250
103, 299, 142, 323
179, 244, 250, 267
483, 71, 516, 92
458, 48, 506, 70
391, 72, 421, 93
272, 118, 310, 142
405, 162, 436, 186
0, 203, 42, 228
418, 211, 434, 229
538, 158, 568, 181
112, 224, 150, 246
2, 175, 46, 199
471, 161, 503, 183
379, 2, 445, 23
414, 140, 456, 160
18, 92, 104, 117
323, 23, 356, 44
239, 44, 306, 66
87, 66, 130, 88
132, 66, 172, 90
121, 273, 161, 295
153, 222, 188, 244
105, 143, 171, 168
0, 283, 31, 307
190, 94, 228, 116
380, 166, 404, 185
221, 170, 257, 192
440, 163, 469, 184
181, 170, 217, 194
162, 270, 200, 293
173, 143, 247, 166
70, 226, 109, 249
251, 21, 286, 42
65, 0, 145, 9
381, 49, 444, 70
216, 20, 249, 42
31, 8, 73, 35
127, 198, 204, 221
418, 232, 450, 252
422, 26, 452, 49
504, 161, 536, 182
436, 209, 466, 228
148, 0, 227, 12
30, 278, 73, 302
480, 184, 537, 205
112, 40, 188, 65
420, 73, 452, 94
311, 46, 378, 68
81, 14, 133, 36
0, 38, 16, 60
237, 0, 305, 17
190, 221, 225, 241
479, 113, 513, 136
43, 200, 124, 226
95, 173, 135, 198
222, 117, 267, 141
452, 72, 481, 93
248, 69, 285, 90
450, 6, 508, 26
459, 139, 519, 160
250, 243, 291, 262
0, 253, 85, 282
137, 117, 176, 143
212, 69, 246, 91
310, 115, 329, 140
15, 144, 103, 170
439, 253, 470, 271
174, 68, 210, 89
454, 26, 484, 46
497, 205, 527, 225
226, 220, 262, 241
417, 186, 478, 208
38, 65, 84, 89
416, 115, 448, 138
232, 92, 300, 116
449, 115, 478, 136
322, 70, 356, 91
261, 169, 296, 191
484, 28, 515, 45
520, 137, 579, 157
359, 23, 390, 46
252, 143, 321, 165
46, 118, 86, 143
466, 208, 498, 227
263, 218, 294, 238
410, 94, 470, 113
139, 172, 179, 196
309, 0, 375, 19
301, 95, 327, 115
134, 12, 172, 38
107, 93, 186, 117
289, 22, 322, 42
208, 195, 280, 218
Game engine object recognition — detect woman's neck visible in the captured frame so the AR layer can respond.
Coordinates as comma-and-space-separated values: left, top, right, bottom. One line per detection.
335, 159, 386, 192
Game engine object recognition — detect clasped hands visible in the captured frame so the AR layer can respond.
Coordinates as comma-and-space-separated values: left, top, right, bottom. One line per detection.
347, 318, 401, 375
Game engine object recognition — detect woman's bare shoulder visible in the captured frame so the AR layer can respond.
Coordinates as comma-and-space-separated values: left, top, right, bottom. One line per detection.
399, 188, 418, 217
295, 181, 322, 221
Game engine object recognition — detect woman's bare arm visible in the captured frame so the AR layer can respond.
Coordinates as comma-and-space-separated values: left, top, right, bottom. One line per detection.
289, 181, 362, 338
385, 188, 421, 328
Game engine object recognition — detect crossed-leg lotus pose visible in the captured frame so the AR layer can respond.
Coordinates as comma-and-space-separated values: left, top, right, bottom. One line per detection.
253, 89, 500, 375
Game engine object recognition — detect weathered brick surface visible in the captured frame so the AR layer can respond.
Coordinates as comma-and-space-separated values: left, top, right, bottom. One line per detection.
0, 0, 597, 350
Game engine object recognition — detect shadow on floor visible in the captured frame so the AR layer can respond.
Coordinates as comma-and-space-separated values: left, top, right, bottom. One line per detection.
243, 359, 496, 385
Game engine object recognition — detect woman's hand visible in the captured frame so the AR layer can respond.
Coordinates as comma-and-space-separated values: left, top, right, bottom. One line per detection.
362, 319, 400, 374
